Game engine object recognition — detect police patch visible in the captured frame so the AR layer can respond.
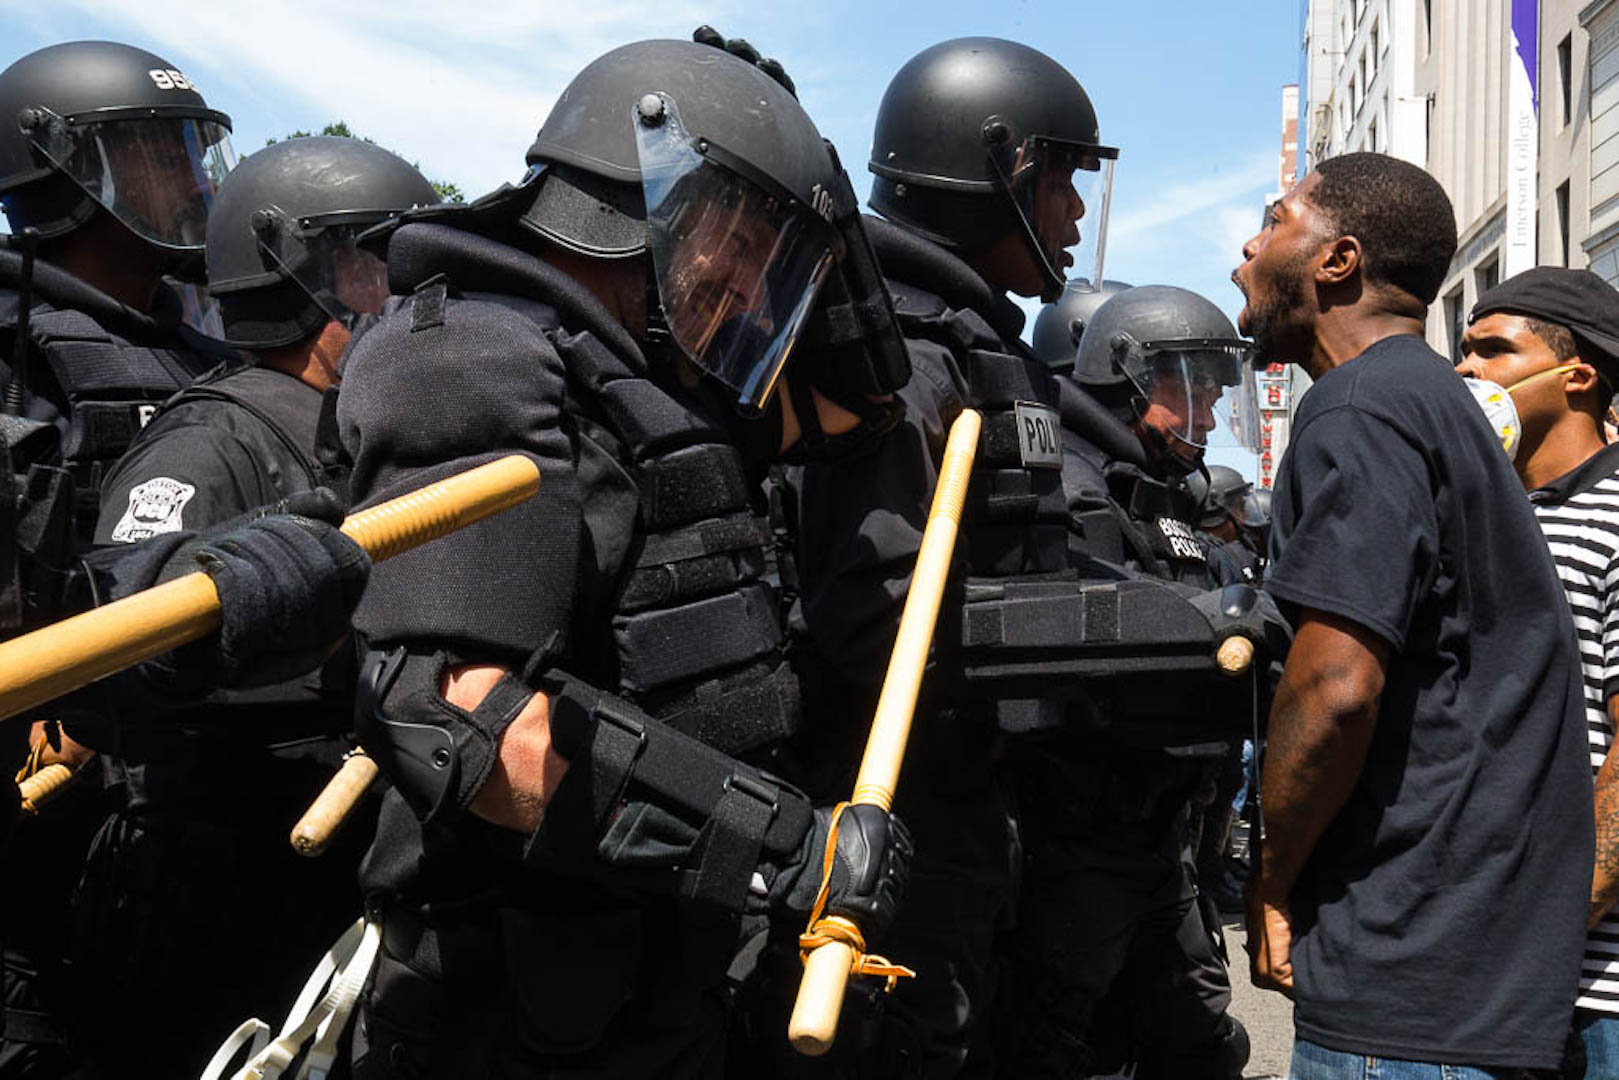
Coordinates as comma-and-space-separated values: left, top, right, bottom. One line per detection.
1013, 401, 1063, 469
110, 477, 196, 543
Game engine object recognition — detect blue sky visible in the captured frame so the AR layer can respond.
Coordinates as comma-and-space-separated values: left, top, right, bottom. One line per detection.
1, 0, 1302, 477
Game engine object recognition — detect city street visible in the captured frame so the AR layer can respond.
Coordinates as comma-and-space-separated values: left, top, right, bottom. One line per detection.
1223, 917, 1293, 1080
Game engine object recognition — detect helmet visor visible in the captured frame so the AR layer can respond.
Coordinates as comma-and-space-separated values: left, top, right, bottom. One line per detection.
634, 94, 835, 412
1004, 137, 1116, 292
28, 110, 236, 251
1240, 488, 1269, 528
255, 211, 392, 329
1122, 341, 1252, 450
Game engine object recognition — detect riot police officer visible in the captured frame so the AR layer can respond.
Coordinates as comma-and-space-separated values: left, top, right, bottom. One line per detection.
1186, 463, 1263, 584
0, 41, 241, 541
62, 136, 438, 1078
332, 38, 911, 1077
778, 37, 1120, 1078
1005, 284, 1265, 1078
0, 40, 236, 1073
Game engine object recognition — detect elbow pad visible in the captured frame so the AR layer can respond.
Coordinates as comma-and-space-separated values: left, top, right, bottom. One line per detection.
354, 645, 532, 824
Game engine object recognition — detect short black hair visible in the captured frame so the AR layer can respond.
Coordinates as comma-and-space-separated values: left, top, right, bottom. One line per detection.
1308, 152, 1457, 304
1523, 316, 1578, 363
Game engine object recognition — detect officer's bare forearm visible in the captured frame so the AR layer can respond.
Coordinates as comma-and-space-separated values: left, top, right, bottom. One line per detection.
442, 663, 570, 834
1258, 609, 1386, 902
1592, 697, 1619, 927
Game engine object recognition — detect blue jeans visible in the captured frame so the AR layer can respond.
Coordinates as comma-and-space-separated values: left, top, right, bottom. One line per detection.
1290, 1038, 1532, 1079
1580, 1010, 1619, 1079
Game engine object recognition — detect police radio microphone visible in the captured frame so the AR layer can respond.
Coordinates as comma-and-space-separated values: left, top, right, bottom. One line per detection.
3, 227, 39, 417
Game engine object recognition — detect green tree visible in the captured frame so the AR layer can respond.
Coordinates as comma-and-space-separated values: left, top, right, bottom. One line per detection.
265, 122, 463, 203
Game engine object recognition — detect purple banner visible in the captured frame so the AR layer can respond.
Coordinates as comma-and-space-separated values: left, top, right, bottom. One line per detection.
1512, 0, 1539, 115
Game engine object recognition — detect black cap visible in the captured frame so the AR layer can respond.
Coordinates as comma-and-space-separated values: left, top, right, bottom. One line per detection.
1471, 267, 1619, 376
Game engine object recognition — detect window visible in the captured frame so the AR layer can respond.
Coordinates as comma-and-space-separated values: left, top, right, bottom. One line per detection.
1446, 289, 1467, 362
1371, 20, 1381, 72
1477, 257, 1500, 297
1426, 93, 1436, 166
1369, 115, 1380, 153
1424, 0, 1433, 55
1559, 34, 1574, 128
1558, 181, 1572, 266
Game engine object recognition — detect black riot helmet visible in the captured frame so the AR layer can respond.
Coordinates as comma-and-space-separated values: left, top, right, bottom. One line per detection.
523, 38, 909, 416
1186, 463, 1253, 530
868, 38, 1117, 302
0, 41, 236, 275
1074, 285, 1259, 463
1032, 277, 1131, 372
205, 137, 439, 349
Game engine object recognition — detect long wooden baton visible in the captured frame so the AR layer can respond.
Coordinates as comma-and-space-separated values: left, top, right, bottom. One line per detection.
0, 455, 542, 725
788, 408, 981, 1057
290, 748, 380, 856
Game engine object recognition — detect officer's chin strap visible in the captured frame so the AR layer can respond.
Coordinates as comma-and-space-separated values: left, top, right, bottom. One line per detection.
797, 801, 915, 993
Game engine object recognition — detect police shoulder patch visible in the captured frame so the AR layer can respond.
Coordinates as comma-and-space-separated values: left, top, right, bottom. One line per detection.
110, 476, 197, 543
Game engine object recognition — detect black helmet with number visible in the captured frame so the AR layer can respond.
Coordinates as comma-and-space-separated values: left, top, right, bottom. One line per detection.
1075, 284, 1259, 453
868, 37, 1117, 303
0, 41, 236, 275
205, 136, 439, 349
521, 38, 907, 415
1032, 277, 1131, 372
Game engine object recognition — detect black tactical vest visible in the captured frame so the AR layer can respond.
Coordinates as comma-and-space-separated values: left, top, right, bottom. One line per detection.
381, 224, 799, 760
867, 219, 1069, 580
0, 279, 226, 541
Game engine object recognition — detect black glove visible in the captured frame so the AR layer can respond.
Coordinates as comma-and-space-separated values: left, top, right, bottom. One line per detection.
1189, 583, 1293, 666
159, 488, 370, 689
771, 803, 912, 943
692, 25, 797, 97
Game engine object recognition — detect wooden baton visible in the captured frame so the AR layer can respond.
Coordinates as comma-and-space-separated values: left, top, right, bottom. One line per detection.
788, 409, 981, 1057
17, 762, 73, 814
0, 455, 541, 725
290, 749, 380, 857
1217, 635, 1255, 676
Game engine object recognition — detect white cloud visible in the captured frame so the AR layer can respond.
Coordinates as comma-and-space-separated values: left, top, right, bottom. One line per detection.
1108, 150, 1277, 242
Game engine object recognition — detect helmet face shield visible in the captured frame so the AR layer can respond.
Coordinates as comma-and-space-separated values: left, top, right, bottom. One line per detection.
1122, 340, 1252, 450
634, 93, 835, 412
999, 135, 1116, 295
254, 210, 392, 329
1239, 488, 1269, 528
27, 109, 235, 251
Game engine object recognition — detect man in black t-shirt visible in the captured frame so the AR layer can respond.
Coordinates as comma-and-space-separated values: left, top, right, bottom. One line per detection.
1233, 151, 1592, 1075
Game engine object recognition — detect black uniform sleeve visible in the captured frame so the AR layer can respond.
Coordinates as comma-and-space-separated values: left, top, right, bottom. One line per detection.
94, 413, 276, 544
338, 294, 589, 661
1265, 403, 1439, 649
792, 339, 967, 690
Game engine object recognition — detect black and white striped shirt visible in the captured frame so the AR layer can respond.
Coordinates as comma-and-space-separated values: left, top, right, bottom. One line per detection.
1531, 441, 1619, 1015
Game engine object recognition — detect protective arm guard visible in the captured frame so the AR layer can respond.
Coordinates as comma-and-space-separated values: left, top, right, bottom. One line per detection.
356, 645, 816, 915
953, 573, 1270, 743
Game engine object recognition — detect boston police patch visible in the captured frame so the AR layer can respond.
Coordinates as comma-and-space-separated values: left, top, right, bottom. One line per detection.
110, 476, 196, 542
